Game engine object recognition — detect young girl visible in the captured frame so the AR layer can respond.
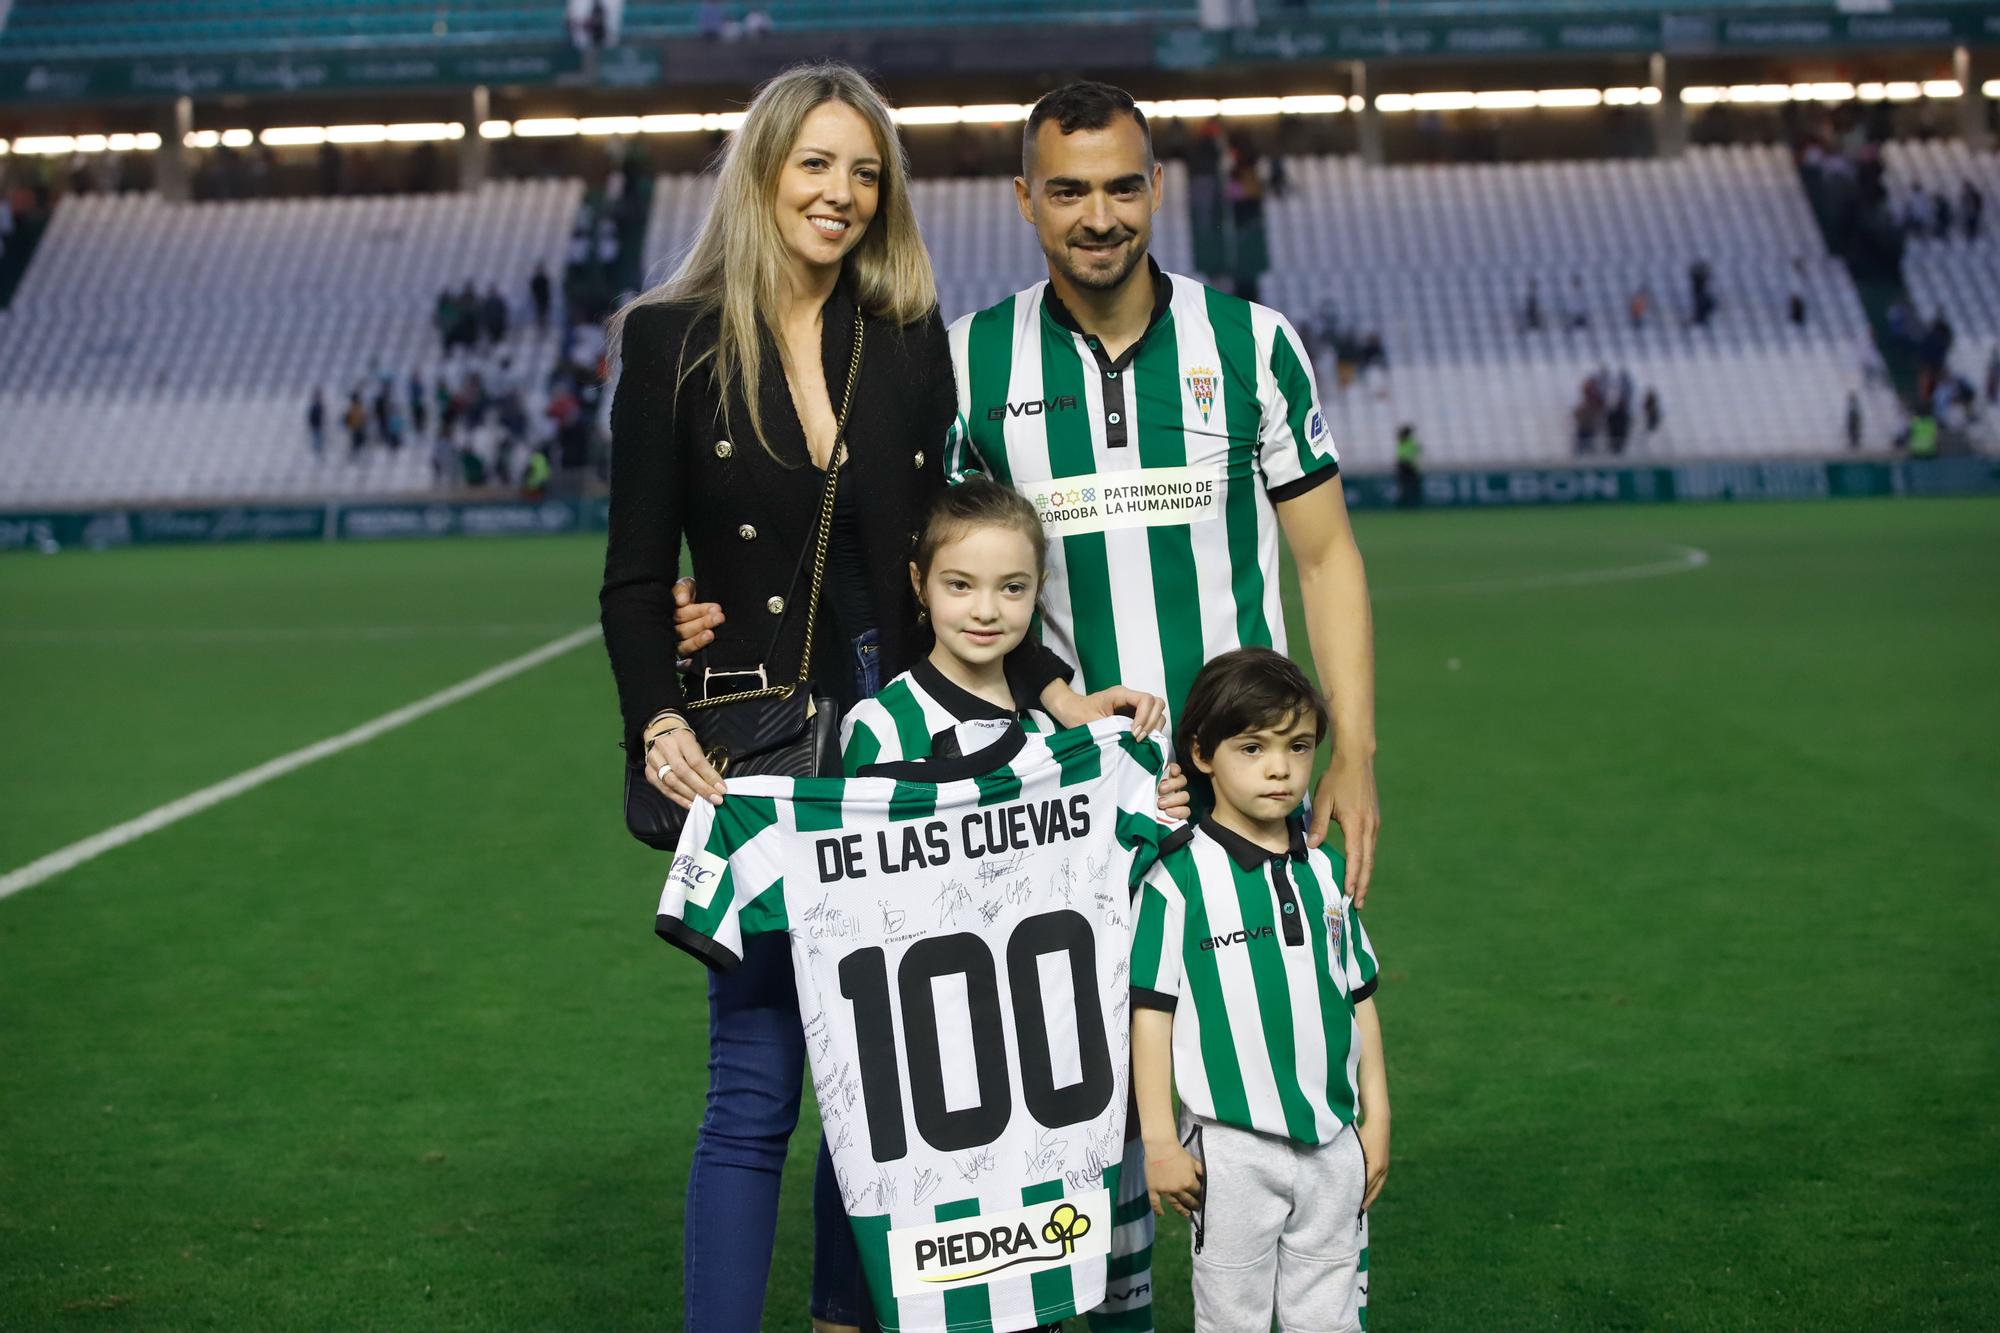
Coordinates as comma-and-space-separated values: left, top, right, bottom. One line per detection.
841, 477, 1186, 1333
841, 479, 1186, 808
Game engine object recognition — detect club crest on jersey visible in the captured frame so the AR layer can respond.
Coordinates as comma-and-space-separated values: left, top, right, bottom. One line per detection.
1185, 366, 1217, 422
1326, 909, 1345, 953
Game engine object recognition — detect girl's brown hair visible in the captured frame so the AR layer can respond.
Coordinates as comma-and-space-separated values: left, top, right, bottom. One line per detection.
912, 478, 1049, 583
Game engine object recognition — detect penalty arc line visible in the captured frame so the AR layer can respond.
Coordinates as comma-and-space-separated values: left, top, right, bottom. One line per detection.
0, 625, 602, 904
1371, 544, 1710, 600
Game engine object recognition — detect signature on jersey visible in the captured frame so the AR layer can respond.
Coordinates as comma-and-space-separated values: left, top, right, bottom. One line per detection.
975, 851, 1027, 885
1023, 1125, 1068, 1178
953, 1146, 996, 1184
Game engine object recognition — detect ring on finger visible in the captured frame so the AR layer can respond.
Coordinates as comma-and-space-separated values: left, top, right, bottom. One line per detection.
657, 761, 673, 780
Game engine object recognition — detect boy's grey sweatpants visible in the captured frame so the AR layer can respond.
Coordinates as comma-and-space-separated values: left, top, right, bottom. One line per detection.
1184, 1115, 1370, 1333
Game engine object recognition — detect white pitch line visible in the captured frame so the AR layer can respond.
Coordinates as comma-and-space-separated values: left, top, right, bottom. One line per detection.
0, 622, 581, 646
0, 625, 601, 903
1372, 544, 1710, 600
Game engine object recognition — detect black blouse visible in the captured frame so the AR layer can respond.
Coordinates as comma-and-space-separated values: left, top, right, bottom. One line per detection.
599, 269, 1068, 751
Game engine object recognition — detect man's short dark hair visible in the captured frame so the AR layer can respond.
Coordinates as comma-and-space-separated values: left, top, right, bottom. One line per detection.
1175, 648, 1329, 771
1022, 81, 1153, 178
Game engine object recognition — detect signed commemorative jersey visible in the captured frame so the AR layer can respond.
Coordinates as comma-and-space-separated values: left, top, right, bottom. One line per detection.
657, 720, 1169, 1333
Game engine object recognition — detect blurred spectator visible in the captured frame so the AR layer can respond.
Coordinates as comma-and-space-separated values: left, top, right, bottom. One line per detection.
1606, 369, 1634, 455
436, 375, 456, 446
1627, 284, 1650, 328
522, 447, 552, 499
530, 262, 553, 332
1962, 181, 1984, 241
1985, 345, 1999, 404
1845, 391, 1862, 450
1688, 259, 1716, 327
1905, 407, 1938, 459
697, 0, 724, 39
1902, 185, 1930, 234
1227, 141, 1268, 304
1931, 190, 1953, 241
1393, 424, 1422, 508
1920, 311, 1954, 377
1642, 387, 1662, 437
407, 371, 428, 437
1520, 278, 1543, 333
1188, 119, 1228, 285
1563, 275, 1589, 331
343, 393, 368, 456
306, 388, 326, 457
433, 287, 456, 356
744, 7, 772, 37
482, 286, 509, 347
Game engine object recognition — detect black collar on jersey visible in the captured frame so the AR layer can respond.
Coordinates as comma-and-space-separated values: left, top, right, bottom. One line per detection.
912, 657, 1023, 723
1199, 813, 1309, 872
1202, 814, 1311, 947
856, 720, 1027, 783
1042, 256, 1174, 373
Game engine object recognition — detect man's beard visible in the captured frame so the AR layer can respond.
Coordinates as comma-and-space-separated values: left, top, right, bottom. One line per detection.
1052, 231, 1147, 291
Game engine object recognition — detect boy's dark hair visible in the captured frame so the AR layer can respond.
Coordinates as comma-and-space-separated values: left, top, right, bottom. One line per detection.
1175, 648, 1329, 769
913, 477, 1048, 583
1022, 81, 1153, 178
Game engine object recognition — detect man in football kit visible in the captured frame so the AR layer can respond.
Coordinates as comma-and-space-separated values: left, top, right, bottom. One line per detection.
944, 82, 1380, 908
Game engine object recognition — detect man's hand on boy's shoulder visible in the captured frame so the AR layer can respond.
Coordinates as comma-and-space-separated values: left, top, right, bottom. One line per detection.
1310, 747, 1379, 908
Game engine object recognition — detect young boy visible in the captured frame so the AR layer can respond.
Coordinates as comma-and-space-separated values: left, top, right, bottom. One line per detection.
1129, 648, 1390, 1332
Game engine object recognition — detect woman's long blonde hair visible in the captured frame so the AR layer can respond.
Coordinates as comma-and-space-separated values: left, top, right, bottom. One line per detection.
606, 61, 936, 462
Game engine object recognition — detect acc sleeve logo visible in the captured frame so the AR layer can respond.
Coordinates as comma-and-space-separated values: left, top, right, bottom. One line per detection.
668, 848, 729, 909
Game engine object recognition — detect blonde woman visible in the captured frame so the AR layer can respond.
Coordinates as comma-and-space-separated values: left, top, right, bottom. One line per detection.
601, 63, 1158, 1332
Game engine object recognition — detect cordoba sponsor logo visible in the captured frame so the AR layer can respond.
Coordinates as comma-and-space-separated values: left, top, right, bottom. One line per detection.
888, 1190, 1111, 1297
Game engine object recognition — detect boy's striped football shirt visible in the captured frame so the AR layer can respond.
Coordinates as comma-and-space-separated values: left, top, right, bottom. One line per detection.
1129, 817, 1379, 1145
657, 720, 1169, 1333
944, 264, 1340, 726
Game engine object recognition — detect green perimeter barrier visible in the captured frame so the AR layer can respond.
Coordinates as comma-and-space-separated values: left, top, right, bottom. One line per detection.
1, 461, 1993, 553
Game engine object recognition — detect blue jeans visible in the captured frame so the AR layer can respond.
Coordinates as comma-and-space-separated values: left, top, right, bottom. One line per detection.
684, 932, 866, 1330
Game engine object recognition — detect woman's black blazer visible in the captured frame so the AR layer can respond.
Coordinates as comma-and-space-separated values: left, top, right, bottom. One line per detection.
599, 272, 1065, 752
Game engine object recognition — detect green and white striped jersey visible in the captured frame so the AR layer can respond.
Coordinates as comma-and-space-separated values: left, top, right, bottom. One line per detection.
944, 265, 1340, 724
657, 720, 1169, 1333
1129, 817, 1379, 1145
842, 660, 1056, 776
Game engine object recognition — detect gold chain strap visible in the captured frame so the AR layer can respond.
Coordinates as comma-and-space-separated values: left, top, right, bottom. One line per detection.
688, 312, 865, 711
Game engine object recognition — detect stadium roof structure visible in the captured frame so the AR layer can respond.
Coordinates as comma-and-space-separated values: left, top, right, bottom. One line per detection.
0, 0, 1994, 104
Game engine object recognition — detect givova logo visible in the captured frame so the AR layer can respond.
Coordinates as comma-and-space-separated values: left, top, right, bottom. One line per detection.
887, 1188, 1112, 1298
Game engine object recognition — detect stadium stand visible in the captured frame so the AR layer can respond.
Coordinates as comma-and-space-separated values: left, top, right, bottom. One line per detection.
0, 178, 578, 504
646, 146, 1899, 468
1263, 146, 1903, 465
0, 1, 568, 58
1881, 140, 2000, 412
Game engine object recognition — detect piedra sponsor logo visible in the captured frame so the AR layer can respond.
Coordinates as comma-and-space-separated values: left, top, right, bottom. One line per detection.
888, 1190, 1111, 1297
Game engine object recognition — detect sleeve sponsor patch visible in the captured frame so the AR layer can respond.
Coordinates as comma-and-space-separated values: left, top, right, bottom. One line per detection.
668, 848, 729, 909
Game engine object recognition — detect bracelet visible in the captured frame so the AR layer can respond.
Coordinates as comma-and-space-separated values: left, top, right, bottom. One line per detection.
641, 710, 687, 743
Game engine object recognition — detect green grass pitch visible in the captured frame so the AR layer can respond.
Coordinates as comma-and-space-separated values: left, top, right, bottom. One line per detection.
1, 498, 1994, 1331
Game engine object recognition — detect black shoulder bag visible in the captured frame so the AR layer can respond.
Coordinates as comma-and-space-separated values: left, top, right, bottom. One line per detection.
623, 314, 863, 851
